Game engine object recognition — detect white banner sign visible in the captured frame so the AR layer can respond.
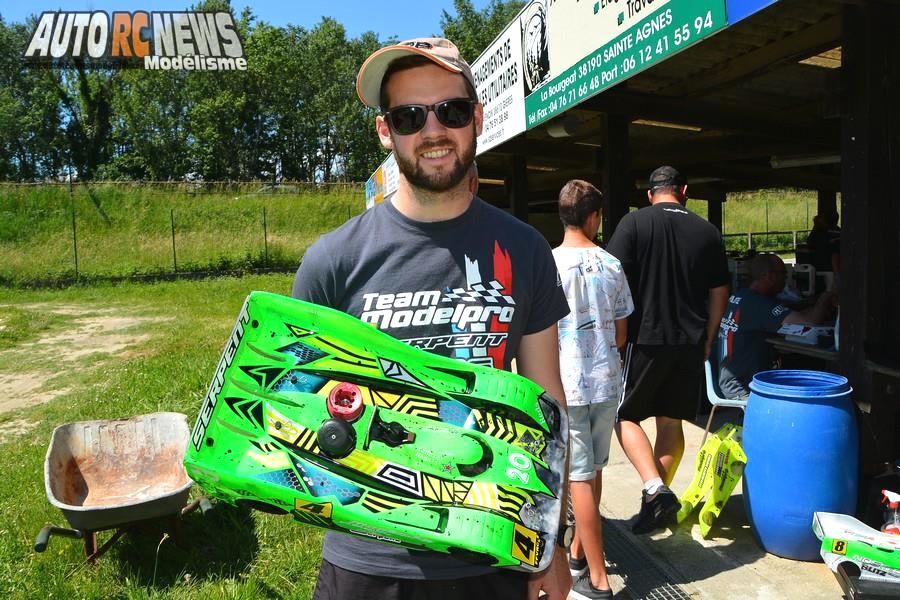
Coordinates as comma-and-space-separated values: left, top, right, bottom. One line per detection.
547, 0, 673, 81
364, 152, 398, 209
473, 4, 528, 152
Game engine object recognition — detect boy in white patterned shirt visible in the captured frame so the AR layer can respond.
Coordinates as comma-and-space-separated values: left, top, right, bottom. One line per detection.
553, 180, 633, 600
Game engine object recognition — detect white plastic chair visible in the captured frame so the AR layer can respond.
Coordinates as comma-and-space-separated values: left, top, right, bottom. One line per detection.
702, 359, 748, 444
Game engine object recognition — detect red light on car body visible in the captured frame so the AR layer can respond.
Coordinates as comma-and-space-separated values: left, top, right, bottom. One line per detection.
327, 382, 364, 421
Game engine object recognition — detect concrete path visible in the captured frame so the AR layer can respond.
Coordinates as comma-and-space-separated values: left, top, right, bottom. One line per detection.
590, 408, 843, 599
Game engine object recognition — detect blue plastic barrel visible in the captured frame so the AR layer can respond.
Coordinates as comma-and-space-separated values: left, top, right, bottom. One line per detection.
743, 369, 857, 561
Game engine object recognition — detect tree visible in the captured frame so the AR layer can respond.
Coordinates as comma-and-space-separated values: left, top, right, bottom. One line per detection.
0, 17, 65, 180
103, 68, 190, 180
335, 31, 388, 182
298, 18, 356, 181
52, 61, 121, 181
440, 0, 526, 63
181, 4, 254, 180
0, 8, 400, 182
243, 21, 297, 180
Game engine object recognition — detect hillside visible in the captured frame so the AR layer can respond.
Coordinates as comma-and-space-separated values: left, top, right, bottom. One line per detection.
0, 183, 365, 286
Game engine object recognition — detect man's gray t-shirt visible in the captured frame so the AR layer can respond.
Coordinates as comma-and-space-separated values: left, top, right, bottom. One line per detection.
717, 288, 791, 399
292, 196, 569, 579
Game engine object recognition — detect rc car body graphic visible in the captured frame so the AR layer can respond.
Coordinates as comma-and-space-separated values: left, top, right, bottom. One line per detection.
185, 292, 568, 571
814, 511, 900, 582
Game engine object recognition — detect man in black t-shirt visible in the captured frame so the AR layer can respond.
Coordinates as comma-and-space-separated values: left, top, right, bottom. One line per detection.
606, 166, 730, 534
292, 37, 572, 600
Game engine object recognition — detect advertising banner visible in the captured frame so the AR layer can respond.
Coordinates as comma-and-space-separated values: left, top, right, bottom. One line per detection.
365, 0, 731, 207
364, 153, 398, 210
473, 4, 527, 152
520, 1, 552, 98
525, 0, 726, 128
546, 0, 672, 83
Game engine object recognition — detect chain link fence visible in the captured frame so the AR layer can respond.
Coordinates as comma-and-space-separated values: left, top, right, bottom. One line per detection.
0, 181, 366, 287
1, 182, 818, 286
723, 229, 812, 255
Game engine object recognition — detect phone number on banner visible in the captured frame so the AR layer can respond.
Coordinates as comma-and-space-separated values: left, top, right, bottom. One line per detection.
525, 1, 725, 129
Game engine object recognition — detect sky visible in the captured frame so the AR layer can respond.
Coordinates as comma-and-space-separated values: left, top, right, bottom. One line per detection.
0, 0, 494, 41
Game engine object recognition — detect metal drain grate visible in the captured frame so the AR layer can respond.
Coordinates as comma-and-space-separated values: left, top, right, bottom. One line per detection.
603, 517, 696, 600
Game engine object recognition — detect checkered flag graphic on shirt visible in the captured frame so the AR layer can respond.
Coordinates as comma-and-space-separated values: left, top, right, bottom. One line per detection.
442, 280, 515, 304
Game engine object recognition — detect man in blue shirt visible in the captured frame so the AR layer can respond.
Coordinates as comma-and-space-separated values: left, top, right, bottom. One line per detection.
718, 254, 836, 399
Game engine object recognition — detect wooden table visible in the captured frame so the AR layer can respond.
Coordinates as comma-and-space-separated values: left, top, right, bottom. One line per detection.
766, 337, 839, 363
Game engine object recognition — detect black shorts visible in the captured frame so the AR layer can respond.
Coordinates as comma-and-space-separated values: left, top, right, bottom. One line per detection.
617, 343, 703, 422
312, 559, 529, 600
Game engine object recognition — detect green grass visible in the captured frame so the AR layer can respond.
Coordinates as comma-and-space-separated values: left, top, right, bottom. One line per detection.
0, 183, 365, 286
688, 189, 834, 253
0, 307, 63, 350
0, 275, 325, 600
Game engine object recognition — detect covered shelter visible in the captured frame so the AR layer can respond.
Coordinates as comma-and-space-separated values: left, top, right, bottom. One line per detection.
364, 0, 899, 475
469, 0, 899, 476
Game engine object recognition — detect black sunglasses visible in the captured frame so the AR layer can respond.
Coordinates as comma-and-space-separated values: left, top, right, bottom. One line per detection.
385, 98, 476, 135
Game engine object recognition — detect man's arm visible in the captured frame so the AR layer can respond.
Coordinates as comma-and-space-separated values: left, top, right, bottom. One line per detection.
518, 323, 566, 402
705, 285, 730, 359
606, 216, 635, 285
516, 323, 572, 600
292, 239, 337, 304
783, 291, 837, 325
615, 317, 628, 356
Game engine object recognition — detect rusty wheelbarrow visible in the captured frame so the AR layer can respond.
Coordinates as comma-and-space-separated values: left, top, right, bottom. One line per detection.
34, 412, 209, 563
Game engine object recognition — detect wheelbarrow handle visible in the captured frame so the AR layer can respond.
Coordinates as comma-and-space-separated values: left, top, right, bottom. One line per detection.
35, 525, 83, 552
181, 496, 214, 516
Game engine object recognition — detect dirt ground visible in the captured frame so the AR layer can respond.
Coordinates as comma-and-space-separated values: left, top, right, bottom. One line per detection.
0, 303, 166, 441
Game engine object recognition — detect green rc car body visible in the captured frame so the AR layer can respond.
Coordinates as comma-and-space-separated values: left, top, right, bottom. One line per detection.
184, 292, 568, 571
813, 511, 900, 582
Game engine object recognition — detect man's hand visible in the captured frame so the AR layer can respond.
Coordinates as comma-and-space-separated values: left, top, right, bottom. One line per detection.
785, 290, 839, 325
705, 284, 730, 359
518, 325, 571, 598
819, 290, 839, 311
527, 549, 572, 600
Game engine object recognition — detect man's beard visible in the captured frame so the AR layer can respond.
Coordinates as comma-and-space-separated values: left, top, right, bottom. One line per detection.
393, 133, 476, 193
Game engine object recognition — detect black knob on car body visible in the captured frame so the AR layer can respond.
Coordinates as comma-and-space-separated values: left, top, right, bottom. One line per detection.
317, 418, 356, 458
